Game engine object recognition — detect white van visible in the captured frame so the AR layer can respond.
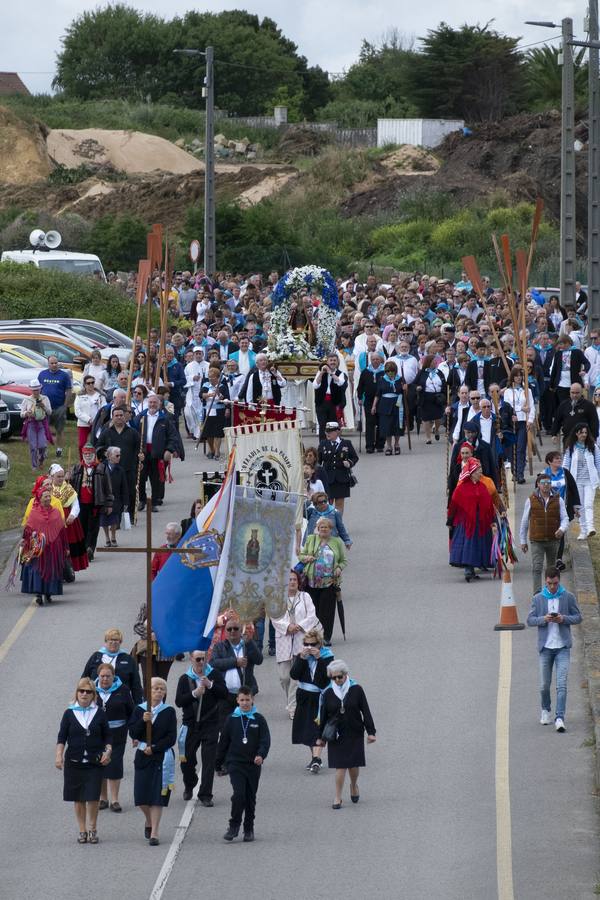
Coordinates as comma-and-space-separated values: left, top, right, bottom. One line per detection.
1, 229, 106, 281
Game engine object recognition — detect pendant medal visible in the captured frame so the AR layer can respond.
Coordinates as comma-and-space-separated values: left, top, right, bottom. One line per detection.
242, 737, 248, 744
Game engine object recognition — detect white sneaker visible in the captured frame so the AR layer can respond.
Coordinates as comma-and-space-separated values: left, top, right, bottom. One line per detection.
555, 718, 566, 732
540, 710, 551, 725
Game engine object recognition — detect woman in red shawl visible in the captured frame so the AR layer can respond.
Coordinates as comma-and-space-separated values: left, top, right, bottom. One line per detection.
20, 482, 69, 606
447, 457, 496, 582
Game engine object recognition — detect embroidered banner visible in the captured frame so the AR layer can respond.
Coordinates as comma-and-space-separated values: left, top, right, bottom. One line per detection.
219, 487, 296, 622
231, 401, 296, 427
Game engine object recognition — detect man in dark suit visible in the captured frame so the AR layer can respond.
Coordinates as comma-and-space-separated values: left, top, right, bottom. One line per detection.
131, 393, 179, 511
465, 342, 491, 394
210, 619, 263, 743
356, 351, 385, 452
312, 352, 348, 440
537, 333, 556, 432
318, 421, 359, 514
175, 649, 228, 804
551, 382, 599, 444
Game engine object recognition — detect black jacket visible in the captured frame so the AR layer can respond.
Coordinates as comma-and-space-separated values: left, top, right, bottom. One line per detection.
318, 684, 376, 740
356, 368, 383, 405
551, 398, 599, 439
57, 707, 110, 763
132, 411, 179, 459
128, 704, 177, 767
317, 438, 358, 486
289, 655, 331, 692
104, 463, 129, 515
175, 668, 228, 732
465, 359, 491, 392
210, 639, 263, 694
216, 711, 271, 768
96, 424, 140, 474
96, 683, 135, 745
239, 367, 283, 405
69, 462, 113, 510
82, 650, 143, 703
549, 348, 590, 389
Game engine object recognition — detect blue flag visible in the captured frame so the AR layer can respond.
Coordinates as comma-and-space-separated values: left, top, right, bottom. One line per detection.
152, 520, 215, 655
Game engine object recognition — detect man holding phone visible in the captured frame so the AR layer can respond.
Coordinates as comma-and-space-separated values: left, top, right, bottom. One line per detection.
527, 566, 582, 732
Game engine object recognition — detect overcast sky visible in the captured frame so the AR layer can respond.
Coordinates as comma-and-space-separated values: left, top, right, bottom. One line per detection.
5, 0, 586, 94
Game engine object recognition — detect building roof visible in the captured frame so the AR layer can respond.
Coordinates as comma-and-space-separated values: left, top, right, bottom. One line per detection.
0, 73, 30, 96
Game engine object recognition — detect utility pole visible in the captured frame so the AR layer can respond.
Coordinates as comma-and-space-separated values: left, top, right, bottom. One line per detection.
203, 46, 216, 278
588, 0, 600, 329
560, 18, 577, 309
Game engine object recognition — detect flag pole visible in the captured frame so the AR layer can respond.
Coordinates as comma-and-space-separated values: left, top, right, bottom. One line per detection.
145, 499, 153, 743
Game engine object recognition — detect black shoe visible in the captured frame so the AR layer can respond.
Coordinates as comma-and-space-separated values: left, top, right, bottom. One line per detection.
183, 788, 193, 801
351, 793, 360, 803
144, 826, 151, 839
223, 826, 239, 842
268, 647, 275, 656
149, 837, 160, 846
138, 502, 146, 511
155, 499, 163, 506
151, 506, 159, 513
45, 595, 52, 604
35, 594, 43, 606
56, 447, 62, 457
517, 478, 526, 485
243, 831, 254, 842
366, 448, 374, 454
324, 640, 332, 647
87, 547, 94, 561
556, 559, 566, 572
199, 798, 214, 807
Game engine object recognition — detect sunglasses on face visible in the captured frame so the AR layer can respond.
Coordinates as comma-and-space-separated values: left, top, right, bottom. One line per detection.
332, 674, 346, 681
303, 642, 317, 647
78, 689, 93, 694
192, 657, 205, 663
226, 627, 240, 632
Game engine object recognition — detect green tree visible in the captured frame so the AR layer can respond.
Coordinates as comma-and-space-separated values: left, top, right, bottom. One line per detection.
523, 44, 587, 109
341, 31, 418, 105
84, 214, 147, 271
54, 4, 167, 100
408, 22, 525, 121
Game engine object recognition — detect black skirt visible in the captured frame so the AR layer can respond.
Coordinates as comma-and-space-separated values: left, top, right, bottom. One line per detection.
202, 410, 226, 439
326, 478, 351, 500
327, 733, 366, 769
420, 392, 445, 422
103, 741, 126, 780
134, 754, 171, 807
291, 689, 321, 747
63, 759, 103, 802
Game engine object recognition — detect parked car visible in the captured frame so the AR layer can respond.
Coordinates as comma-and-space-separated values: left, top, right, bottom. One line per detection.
0, 383, 31, 437
0, 357, 43, 384
0, 447, 10, 487
20, 318, 133, 351
0, 329, 90, 372
0, 321, 130, 365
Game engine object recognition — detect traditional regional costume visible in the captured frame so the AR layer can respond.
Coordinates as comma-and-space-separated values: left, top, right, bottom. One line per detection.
447, 458, 496, 581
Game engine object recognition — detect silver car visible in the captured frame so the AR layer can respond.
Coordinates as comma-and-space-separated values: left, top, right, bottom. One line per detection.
0, 447, 11, 487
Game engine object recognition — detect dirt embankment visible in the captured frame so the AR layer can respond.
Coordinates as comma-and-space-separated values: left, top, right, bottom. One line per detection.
0, 107, 52, 184
342, 111, 589, 230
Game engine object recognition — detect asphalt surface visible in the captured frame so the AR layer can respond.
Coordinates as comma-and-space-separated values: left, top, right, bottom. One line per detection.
0, 436, 598, 900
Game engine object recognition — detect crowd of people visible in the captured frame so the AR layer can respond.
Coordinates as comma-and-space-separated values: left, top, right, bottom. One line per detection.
17, 264, 596, 840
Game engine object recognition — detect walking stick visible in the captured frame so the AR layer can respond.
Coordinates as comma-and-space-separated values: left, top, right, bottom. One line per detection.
134, 417, 146, 525
403, 383, 412, 451
490, 387, 509, 510
445, 384, 451, 495
144, 498, 153, 743
357, 403, 363, 454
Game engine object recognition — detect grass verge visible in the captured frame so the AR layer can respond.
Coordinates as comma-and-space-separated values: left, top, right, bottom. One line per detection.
0, 423, 79, 532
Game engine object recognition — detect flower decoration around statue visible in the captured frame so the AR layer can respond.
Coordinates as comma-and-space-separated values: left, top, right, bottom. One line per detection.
267, 266, 339, 361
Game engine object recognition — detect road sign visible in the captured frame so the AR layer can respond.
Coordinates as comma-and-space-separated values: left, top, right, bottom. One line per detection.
189, 239, 201, 263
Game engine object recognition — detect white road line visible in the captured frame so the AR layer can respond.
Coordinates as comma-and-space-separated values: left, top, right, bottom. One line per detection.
0, 601, 36, 664
496, 630, 515, 900
149, 798, 197, 900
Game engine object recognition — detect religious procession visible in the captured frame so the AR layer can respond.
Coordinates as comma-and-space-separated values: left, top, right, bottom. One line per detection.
4, 210, 591, 860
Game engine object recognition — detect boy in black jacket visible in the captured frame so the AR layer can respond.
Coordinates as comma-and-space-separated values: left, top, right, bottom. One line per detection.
216, 686, 270, 843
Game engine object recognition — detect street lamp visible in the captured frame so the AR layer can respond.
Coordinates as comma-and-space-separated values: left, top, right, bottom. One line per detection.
525, 20, 576, 308
173, 47, 216, 277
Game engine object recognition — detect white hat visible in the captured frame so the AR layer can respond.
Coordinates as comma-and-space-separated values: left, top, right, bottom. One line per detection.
325, 421, 340, 431
29, 379, 41, 388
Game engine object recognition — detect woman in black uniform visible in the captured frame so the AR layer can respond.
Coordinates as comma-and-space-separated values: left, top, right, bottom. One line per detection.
371, 359, 405, 455
55, 677, 112, 844
128, 676, 177, 846
316, 659, 376, 810
95, 663, 134, 812
290, 629, 333, 773
199, 366, 230, 460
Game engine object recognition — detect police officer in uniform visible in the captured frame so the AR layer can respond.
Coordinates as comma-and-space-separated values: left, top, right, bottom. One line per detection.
317, 421, 359, 514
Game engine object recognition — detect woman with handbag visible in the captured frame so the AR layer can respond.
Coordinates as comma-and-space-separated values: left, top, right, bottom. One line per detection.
49, 464, 89, 576
290, 628, 333, 773
271, 571, 320, 718
55, 677, 112, 844
316, 659, 376, 809
415, 354, 447, 444
299, 517, 347, 647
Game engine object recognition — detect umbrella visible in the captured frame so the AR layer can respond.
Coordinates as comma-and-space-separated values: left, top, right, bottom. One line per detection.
335, 585, 347, 640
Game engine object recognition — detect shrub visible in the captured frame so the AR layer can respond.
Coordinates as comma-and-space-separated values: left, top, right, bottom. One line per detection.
0, 212, 92, 254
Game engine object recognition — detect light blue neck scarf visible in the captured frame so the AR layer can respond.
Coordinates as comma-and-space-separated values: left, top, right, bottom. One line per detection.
542, 584, 565, 600
232, 704, 257, 719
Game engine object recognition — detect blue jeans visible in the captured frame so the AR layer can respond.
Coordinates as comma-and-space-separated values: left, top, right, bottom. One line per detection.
253, 617, 275, 652
539, 646, 570, 720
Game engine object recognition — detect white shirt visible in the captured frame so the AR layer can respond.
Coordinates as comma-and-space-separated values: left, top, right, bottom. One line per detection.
452, 403, 475, 442
519, 494, 569, 544
585, 345, 600, 388
558, 351, 572, 388
503, 387, 535, 423
145, 410, 159, 443
478, 414, 493, 444
544, 592, 565, 649
389, 354, 418, 385
236, 350, 252, 375
352, 333, 384, 358
224, 643, 244, 693
184, 360, 209, 388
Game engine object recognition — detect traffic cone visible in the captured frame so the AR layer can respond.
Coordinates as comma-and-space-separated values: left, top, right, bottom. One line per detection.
494, 568, 525, 631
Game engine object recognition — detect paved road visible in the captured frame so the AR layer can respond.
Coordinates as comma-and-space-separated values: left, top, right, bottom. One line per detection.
0, 437, 598, 900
